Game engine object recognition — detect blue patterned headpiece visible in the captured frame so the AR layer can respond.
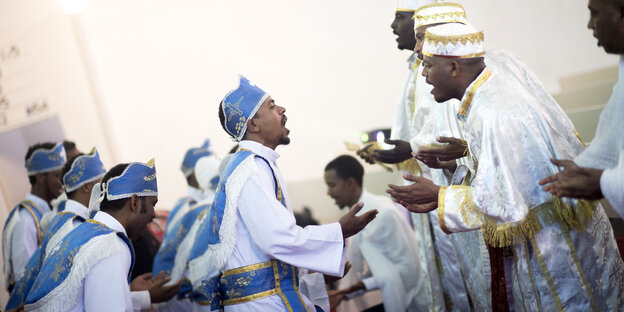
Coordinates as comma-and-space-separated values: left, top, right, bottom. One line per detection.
221, 76, 270, 141
25, 142, 67, 176
63, 148, 107, 193
104, 159, 158, 201
181, 139, 213, 177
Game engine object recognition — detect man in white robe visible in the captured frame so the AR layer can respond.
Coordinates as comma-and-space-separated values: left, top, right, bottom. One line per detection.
2, 142, 65, 292
540, 0, 624, 214
186, 76, 377, 311
390, 23, 624, 311
323, 155, 426, 312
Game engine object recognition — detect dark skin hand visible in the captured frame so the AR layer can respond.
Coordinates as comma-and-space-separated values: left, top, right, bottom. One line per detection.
539, 159, 604, 200
387, 174, 440, 213
412, 152, 457, 171
339, 202, 378, 239
415, 136, 466, 162
371, 139, 413, 164
131, 271, 183, 303
328, 289, 347, 309
356, 143, 377, 165
323, 261, 352, 285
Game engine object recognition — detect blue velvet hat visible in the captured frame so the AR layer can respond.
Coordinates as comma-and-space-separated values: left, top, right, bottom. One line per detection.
25, 142, 66, 176
62, 148, 107, 193
104, 159, 158, 200
181, 139, 213, 177
221, 76, 269, 141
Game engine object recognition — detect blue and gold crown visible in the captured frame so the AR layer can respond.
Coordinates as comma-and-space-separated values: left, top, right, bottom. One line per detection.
221, 76, 269, 141
26, 142, 66, 176
63, 148, 107, 193
181, 139, 213, 177
105, 159, 158, 201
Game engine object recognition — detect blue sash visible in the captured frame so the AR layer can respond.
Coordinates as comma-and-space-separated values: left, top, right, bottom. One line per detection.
56, 200, 67, 213
25, 220, 134, 306
165, 197, 195, 233
4, 201, 45, 245
199, 260, 309, 311
153, 203, 208, 276
6, 209, 84, 310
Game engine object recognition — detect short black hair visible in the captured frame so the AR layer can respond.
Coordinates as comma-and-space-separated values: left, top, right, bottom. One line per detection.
61, 153, 85, 199
63, 140, 76, 152
100, 163, 131, 212
324, 155, 364, 187
25, 142, 57, 185
229, 144, 239, 154
218, 102, 233, 139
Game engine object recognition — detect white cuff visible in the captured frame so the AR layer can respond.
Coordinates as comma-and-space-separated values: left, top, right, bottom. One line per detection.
362, 276, 378, 291
131, 290, 151, 311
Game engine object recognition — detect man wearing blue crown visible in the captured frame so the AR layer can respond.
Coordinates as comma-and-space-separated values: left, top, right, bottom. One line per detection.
185, 76, 377, 311
2, 142, 65, 293
166, 140, 214, 234
24, 160, 181, 311
153, 154, 222, 312
5, 148, 107, 310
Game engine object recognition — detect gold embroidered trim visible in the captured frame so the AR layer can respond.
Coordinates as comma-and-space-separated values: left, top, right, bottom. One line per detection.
395, 158, 422, 176
523, 241, 543, 311
414, 2, 465, 15
414, 12, 466, 28
438, 186, 450, 234
574, 131, 587, 148
560, 225, 599, 311
530, 237, 565, 312
273, 261, 294, 312
457, 188, 481, 228
22, 200, 43, 244
423, 51, 486, 59
478, 197, 597, 248
221, 260, 273, 277
425, 31, 484, 46
223, 289, 277, 305
458, 68, 492, 118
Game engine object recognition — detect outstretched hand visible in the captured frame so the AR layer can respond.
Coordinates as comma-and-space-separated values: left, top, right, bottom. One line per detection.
415, 137, 466, 162
371, 139, 413, 164
412, 152, 457, 171
132, 271, 182, 303
339, 202, 378, 239
539, 158, 603, 200
386, 174, 440, 209
356, 143, 377, 164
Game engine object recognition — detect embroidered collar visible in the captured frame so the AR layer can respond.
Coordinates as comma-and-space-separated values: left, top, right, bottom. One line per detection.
457, 67, 492, 121
93, 211, 127, 236
238, 140, 280, 164
63, 199, 89, 219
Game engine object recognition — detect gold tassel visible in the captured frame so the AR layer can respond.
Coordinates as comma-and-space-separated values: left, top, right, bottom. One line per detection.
477, 197, 597, 248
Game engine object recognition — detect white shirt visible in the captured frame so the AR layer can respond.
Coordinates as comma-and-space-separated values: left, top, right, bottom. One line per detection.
221, 140, 345, 311
78, 211, 150, 312
10, 193, 50, 280
601, 150, 624, 211
340, 190, 427, 312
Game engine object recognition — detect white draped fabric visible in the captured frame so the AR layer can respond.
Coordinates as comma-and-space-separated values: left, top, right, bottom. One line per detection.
438, 63, 624, 311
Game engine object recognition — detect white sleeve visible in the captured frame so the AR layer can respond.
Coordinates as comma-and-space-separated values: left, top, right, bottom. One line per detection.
237, 158, 345, 276
362, 276, 378, 291
130, 290, 151, 310
11, 209, 38, 278
601, 150, 624, 214
298, 272, 330, 312
84, 245, 142, 311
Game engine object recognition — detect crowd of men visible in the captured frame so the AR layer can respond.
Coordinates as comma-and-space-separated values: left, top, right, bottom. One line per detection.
2, 0, 624, 310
